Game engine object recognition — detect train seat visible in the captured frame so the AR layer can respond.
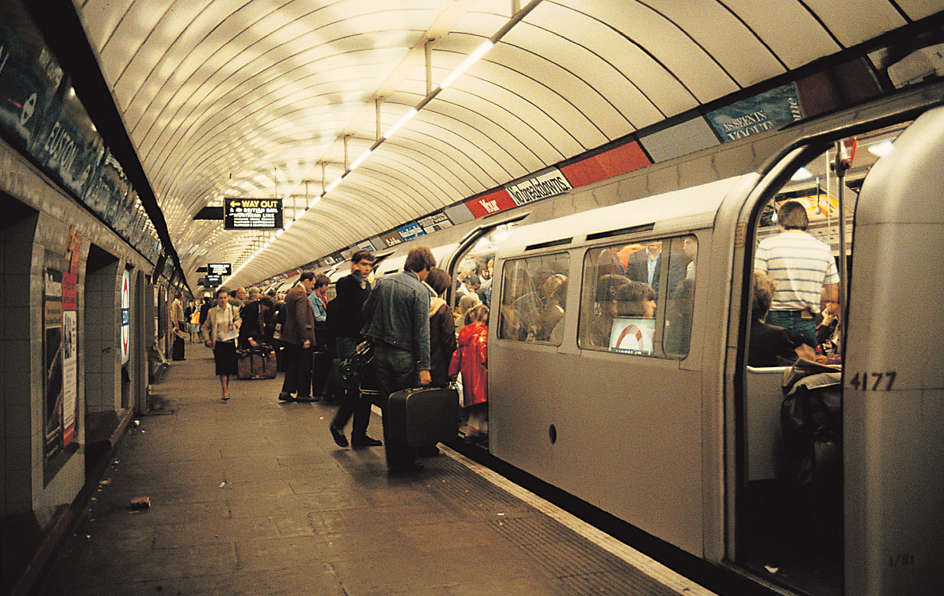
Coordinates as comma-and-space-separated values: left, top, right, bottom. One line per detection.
745, 366, 790, 482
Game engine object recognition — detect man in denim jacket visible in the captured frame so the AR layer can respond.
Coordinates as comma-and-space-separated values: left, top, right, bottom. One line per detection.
361, 246, 435, 472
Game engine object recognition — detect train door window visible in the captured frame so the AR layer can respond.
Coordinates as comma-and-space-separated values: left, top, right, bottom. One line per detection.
451, 222, 518, 309
577, 235, 696, 358
497, 253, 570, 344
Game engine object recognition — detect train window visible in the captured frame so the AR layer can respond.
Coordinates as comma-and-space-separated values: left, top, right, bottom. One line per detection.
577, 235, 697, 358
497, 253, 570, 344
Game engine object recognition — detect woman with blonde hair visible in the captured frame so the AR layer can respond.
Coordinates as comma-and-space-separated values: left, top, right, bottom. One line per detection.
450, 305, 489, 443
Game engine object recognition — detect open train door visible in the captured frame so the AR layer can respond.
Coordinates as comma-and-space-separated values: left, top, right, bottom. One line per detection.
731, 104, 944, 596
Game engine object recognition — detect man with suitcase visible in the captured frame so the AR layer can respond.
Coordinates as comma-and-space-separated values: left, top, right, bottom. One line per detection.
360, 246, 436, 473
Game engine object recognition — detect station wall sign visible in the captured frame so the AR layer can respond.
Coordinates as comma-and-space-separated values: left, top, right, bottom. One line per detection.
224, 198, 283, 229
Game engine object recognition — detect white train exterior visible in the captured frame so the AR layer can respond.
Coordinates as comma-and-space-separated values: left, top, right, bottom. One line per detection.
376, 82, 944, 596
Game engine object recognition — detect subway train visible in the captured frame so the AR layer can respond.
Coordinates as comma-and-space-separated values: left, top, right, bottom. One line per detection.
375, 81, 944, 596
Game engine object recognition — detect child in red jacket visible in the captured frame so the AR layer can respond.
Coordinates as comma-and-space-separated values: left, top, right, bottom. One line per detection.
449, 305, 489, 442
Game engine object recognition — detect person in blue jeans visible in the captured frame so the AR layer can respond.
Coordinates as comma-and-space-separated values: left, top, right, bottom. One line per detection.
328, 250, 382, 447
360, 246, 435, 473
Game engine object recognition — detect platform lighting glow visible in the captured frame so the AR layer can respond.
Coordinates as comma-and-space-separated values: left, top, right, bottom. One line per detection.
349, 149, 372, 171
868, 140, 895, 157
791, 167, 814, 181
325, 177, 342, 193
383, 108, 418, 139
438, 40, 495, 90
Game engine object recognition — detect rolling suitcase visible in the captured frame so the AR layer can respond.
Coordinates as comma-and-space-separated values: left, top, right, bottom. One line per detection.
237, 345, 277, 380
386, 387, 460, 447
236, 348, 254, 380
257, 345, 277, 379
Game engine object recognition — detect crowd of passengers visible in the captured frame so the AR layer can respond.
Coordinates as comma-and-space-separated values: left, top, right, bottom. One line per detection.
186, 247, 491, 472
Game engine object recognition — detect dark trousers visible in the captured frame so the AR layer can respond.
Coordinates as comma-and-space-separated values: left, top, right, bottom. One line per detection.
281, 343, 312, 397
330, 337, 368, 432
172, 323, 186, 360
373, 341, 418, 470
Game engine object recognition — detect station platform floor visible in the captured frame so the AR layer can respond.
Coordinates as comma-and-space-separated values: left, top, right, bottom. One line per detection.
35, 346, 718, 596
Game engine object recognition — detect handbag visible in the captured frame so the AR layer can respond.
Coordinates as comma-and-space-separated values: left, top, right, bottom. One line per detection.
339, 339, 373, 387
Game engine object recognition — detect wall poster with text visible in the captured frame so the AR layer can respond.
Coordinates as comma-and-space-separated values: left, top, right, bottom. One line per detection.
43, 266, 64, 461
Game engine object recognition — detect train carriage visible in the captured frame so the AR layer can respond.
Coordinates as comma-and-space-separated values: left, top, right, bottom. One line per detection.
474, 82, 944, 596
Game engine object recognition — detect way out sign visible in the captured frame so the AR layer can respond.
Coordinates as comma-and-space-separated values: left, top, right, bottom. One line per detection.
224, 198, 283, 229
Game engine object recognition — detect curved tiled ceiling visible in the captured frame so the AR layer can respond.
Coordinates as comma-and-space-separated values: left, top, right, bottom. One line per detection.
73, 0, 943, 289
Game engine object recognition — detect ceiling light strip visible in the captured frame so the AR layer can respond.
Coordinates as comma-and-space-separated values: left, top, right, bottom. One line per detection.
235, 0, 545, 285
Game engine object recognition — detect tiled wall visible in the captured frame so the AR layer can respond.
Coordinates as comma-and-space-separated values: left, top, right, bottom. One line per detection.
84, 262, 120, 415
1, 213, 40, 515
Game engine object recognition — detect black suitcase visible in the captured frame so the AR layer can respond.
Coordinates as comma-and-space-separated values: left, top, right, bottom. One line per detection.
386, 387, 460, 447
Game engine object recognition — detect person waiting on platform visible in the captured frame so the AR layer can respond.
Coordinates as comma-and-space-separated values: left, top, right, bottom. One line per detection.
277, 272, 317, 403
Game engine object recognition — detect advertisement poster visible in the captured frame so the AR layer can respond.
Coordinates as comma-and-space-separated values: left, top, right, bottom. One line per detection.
62, 229, 81, 446
43, 267, 64, 461
706, 83, 802, 142
62, 275, 77, 446
120, 269, 131, 365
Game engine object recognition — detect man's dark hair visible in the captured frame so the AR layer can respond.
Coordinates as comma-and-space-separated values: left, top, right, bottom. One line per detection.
299, 271, 315, 283
778, 200, 809, 231
404, 246, 436, 273
352, 249, 374, 265
258, 296, 274, 310
314, 274, 330, 289
426, 267, 451, 295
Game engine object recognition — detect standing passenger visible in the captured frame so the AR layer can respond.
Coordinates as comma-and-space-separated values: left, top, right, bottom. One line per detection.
425, 267, 457, 388
754, 200, 840, 346
170, 291, 187, 361
278, 272, 316, 403
361, 246, 436, 473
450, 305, 489, 443
202, 289, 241, 401
328, 251, 381, 447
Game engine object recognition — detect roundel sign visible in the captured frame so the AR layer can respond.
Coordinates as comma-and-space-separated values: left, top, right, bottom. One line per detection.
120, 270, 130, 365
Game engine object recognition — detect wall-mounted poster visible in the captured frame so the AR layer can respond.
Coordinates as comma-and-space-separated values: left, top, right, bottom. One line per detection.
43, 267, 64, 461
120, 269, 130, 365
706, 83, 803, 142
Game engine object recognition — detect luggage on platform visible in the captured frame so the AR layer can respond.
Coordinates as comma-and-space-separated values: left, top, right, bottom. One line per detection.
386, 387, 460, 447
237, 345, 278, 380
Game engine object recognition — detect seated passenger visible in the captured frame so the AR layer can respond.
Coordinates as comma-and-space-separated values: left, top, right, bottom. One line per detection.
749, 271, 815, 367
611, 281, 657, 353
589, 274, 630, 347
615, 280, 657, 319
533, 273, 567, 342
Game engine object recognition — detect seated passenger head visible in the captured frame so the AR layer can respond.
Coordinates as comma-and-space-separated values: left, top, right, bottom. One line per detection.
777, 200, 809, 231
615, 281, 657, 318
596, 274, 630, 302
751, 271, 776, 321
426, 267, 452, 297
542, 273, 567, 299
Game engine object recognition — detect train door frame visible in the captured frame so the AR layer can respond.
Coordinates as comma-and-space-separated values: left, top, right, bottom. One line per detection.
442, 212, 530, 311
